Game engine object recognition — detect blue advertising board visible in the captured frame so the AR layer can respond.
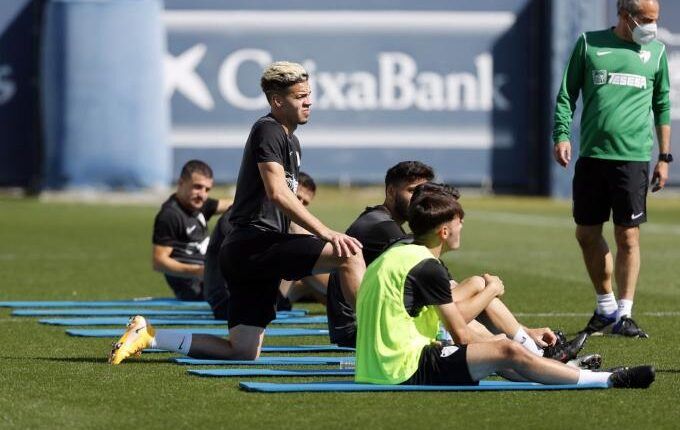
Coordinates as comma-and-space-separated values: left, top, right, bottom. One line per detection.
0, 0, 41, 190
164, 0, 549, 190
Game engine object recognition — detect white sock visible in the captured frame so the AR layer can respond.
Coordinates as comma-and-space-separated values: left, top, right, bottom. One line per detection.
617, 299, 634, 322
151, 330, 192, 355
596, 293, 617, 316
577, 369, 612, 386
513, 328, 544, 357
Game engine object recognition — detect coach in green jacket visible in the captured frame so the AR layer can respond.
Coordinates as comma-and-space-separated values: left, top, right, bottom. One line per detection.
552, 0, 672, 338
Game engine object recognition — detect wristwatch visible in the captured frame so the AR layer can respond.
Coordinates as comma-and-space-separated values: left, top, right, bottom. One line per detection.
658, 153, 674, 163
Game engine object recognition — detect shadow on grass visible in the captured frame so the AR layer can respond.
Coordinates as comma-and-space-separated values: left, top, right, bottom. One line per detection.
656, 368, 680, 374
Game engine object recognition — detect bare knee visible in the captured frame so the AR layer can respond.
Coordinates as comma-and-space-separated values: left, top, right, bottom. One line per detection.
466, 276, 485, 294
498, 339, 531, 366
575, 226, 604, 249
614, 227, 639, 253
339, 249, 366, 273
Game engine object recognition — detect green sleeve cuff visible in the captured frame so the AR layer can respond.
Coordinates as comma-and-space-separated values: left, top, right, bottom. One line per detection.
654, 110, 671, 126
553, 133, 571, 144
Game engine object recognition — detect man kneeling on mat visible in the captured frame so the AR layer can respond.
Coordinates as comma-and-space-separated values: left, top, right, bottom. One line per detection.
354, 183, 655, 388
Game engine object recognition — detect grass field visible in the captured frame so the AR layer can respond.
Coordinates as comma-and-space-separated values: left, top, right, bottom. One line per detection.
1, 188, 680, 429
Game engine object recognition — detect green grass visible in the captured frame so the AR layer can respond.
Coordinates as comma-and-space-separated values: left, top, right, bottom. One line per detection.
1, 189, 680, 429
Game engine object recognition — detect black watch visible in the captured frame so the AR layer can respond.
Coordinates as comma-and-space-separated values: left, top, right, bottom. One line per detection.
658, 153, 673, 163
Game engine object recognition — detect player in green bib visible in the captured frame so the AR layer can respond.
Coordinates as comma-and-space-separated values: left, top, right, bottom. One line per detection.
355, 183, 655, 388
552, 0, 672, 337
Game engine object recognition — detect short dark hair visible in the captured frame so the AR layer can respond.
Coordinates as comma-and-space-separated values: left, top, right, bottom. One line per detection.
617, 0, 643, 15
384, 161, 435, 188
410, 182, 461, 202
408, 183, 465, 237
298, 171, 316, 193
180, 160, 213, 181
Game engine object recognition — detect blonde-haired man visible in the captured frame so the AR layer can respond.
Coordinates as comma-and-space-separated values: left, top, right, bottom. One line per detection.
109, 61, 365, 364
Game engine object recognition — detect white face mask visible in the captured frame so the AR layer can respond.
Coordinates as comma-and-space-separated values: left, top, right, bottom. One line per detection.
630, 17, 657, 45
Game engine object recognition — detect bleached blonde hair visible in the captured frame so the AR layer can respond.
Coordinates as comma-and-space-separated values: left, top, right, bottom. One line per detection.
261, 61, 308, 101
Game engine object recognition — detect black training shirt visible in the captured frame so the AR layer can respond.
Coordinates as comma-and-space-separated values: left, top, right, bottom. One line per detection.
403, 258, 454, 317
152, 194, 218, 265
228, 114, 301, 233
346, 205, 408, 265
326, 205, 409, 343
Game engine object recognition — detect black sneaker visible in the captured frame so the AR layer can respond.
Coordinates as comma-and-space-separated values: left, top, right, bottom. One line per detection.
611, 316, 649, 338
543, 331, 588, 363
608, 365, 655, 388
567, 353, 602, 370
580, 311, 616, 335
552, 329, 568, 345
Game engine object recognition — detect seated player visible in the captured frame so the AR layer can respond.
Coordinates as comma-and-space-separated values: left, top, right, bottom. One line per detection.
151, 160, 231, 300
327, 162, 590, 367
203, 171, 322, 319
354, 184, 655, 388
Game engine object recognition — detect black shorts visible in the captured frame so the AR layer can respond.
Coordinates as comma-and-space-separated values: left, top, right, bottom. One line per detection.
219, 227, 326, 329
573, 157, 649, 227
326, 271, 357, 347
401, 344, 477, 386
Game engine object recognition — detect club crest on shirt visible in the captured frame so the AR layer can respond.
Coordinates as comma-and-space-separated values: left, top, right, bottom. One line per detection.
639, 50, 651, 64
286, 172, 298, 193
592, 70, 607, 85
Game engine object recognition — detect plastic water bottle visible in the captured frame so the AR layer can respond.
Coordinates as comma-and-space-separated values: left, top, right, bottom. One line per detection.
339, 359, 355, 370
436, 324, 453, 345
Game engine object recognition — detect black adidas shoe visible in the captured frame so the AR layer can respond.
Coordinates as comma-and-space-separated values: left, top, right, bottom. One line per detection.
543, 331, 588, 363
611, 316, 649, 338
581, 311, 616, 335
609, 365, 655, 388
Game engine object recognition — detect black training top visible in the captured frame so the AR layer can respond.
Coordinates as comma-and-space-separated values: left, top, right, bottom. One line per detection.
403, 258, 453, 317
228, 114, 301, 233
346, 205, 407, 265
326, 205, 409, 344
152, 194, 218, 265
207, 208, 234, 258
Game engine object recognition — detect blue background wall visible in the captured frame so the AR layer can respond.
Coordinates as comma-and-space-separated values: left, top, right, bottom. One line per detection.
0, 0, 677, 194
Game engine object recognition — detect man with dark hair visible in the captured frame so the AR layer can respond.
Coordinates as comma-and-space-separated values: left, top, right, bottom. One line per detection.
110, 61, 365, 364
354, 185, 655, 388
151, 159, 231, 301
202, 171, 318, 320
553, 0, 671, 337
327, 166, 587, 368
326, 161, 434, 346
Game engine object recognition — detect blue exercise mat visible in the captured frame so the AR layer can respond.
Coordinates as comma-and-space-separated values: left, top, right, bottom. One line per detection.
189, 368, 354, 377
0, 299, 210, 308
66, 328, 328, 337
1, 300, 307, 315
13, 308, 307, 317
39, 316, 327, 326
14, 308, 214, 317
173, 356, 354, 366
239, 380, 609, 393
144, 345, 354, 353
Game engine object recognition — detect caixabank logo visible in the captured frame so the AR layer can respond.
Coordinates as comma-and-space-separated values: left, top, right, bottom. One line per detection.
162, 9, 519, 150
